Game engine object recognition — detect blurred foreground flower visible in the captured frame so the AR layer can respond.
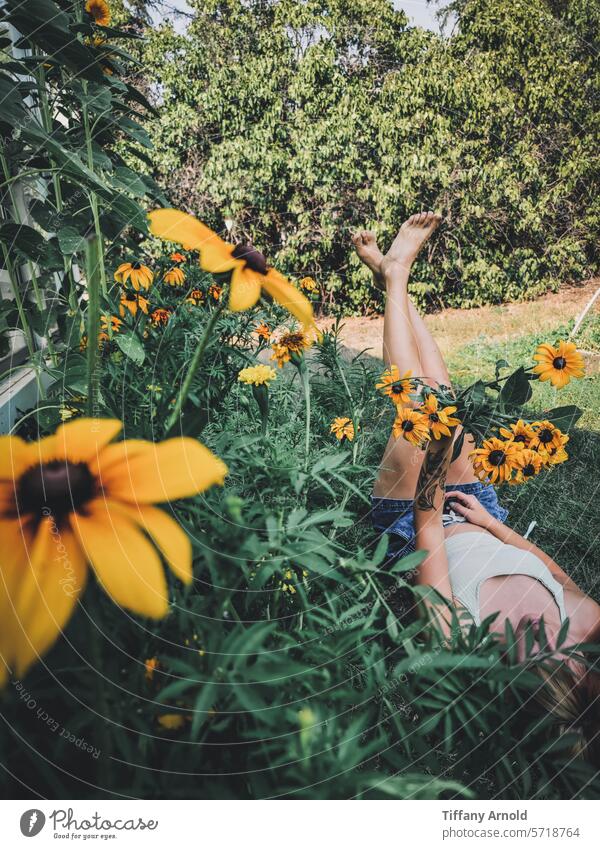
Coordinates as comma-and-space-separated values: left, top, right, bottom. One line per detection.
0, 418, 227, 684
533, 341, 584, 388
148, 209, 314, 328
157, 714, 186, 731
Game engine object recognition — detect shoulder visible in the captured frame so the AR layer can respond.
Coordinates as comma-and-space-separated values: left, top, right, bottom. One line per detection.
563, 587, 600, 642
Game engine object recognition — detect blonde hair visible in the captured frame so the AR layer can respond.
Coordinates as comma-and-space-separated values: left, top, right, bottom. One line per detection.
532, 662, 600, 766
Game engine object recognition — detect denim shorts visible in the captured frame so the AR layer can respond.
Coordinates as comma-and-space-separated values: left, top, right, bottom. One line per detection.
371, 481, 508, 562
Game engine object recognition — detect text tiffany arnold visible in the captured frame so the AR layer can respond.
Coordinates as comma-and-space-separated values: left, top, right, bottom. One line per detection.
442, 810, 528, 822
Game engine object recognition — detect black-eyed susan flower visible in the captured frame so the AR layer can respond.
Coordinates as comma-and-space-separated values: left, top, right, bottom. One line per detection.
170, 252, 186, 263
533, 340, 585, 388
254, 322, 271, 341
470, 437, 521, 484
238, 365, 277, 386
79, 331, 111, 352
419, 394, 460, 439
392, 407, 430, 446
529, 420, 568, 454
150, 307, 171, 327
145, 657, 159, 681
270, 330, 313, 369
499, 418, 535, 447
100, 314, 122, 334
119, 291, 149, 318
543, 444, 569, 466
508, 449, 543, 485
330, 417, 356, 442
163, 267, 185, 287
186, 288, 204, 306
207, 283, 222, 301
85, 0, 111, 26
300, 276, 318, 293
114, 261, 153, 291
376, 365, 414, 406
148, 209, 314, 328
0, 418, 227, 685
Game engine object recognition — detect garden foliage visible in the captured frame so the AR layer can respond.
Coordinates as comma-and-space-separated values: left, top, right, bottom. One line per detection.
138, 0, 600, 313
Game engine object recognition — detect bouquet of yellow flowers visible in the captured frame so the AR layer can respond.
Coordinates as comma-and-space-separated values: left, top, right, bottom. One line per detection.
377, 341, 585, 486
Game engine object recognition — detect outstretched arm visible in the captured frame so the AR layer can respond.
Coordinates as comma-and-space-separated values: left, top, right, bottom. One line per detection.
413, 434, 455, 634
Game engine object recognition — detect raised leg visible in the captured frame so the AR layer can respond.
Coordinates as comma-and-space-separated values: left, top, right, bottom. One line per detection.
353, 215, 477, 498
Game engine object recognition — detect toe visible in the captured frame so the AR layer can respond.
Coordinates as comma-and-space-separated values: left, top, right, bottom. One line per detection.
351, 231, 361, 245
407, 214, 419, 226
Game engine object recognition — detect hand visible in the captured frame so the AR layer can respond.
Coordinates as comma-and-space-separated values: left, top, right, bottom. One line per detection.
444, 490, 498, 531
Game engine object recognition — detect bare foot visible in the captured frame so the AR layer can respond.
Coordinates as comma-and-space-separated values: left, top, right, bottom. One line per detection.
386, 211, 442, 270
351, 230, 385, 290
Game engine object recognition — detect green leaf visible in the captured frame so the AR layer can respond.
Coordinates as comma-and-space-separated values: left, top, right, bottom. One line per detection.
57, 226, 87, 256
114, 332, 145, 365
499, 366, 532, 407
544, 405, 583, 432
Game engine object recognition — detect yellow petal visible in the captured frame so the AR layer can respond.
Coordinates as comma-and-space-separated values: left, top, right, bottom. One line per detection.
261, 268, 314, 328
45, 419, 122, 464
0, 436, 33, 480
112, 502, 192, 585
148, 209, 236, 274
13, 522, 86, 678
229, 265, 262, 312
70, 502, 168, 618
99, 438, 227, 503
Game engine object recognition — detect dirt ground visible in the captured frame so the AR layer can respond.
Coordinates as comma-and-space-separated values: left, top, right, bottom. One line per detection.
316, 279, 600, 368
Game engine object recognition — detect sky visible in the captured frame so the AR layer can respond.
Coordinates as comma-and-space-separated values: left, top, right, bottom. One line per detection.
151, 1, 449, 35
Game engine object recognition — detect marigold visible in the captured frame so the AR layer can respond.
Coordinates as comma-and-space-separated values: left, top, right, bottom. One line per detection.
376, 365, 414, 406
157, 714, 186, 730
418, 394, 460, 439
170, 252, 186, 263
254, 322, 271, 341
238, 365, 277, 386
0, 419, 227, 685
186, 289, 204, 306
208, 283, 222, 301
533, 340, 585, 389
148, 209, 314, 328
150, 308, 171, 327
85, 0, 111, 27
114, 261, 153, 291
330, 417, 356, 442
392, 407, 430, 447
100, 314, 122, 334
470, 437, 521, 484
270, 330, 312, 368
163, 267, 185, 287
145, 657, 159, 681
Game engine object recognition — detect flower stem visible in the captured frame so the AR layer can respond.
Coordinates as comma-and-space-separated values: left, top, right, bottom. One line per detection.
85, 234, 102, 417
165, 300, 226, 434
81, 88, 107, 297
299, 363, 311, 470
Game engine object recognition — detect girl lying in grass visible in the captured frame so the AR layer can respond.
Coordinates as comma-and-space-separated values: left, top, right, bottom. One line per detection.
355, 213, 600, 765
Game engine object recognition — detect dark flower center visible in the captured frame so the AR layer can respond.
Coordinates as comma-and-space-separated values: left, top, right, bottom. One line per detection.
131, 261, 141, 269
391, 382, 404, 394
553, 356, 566, 370
125, 292, 136, 301
538, 428, 553, 444
232, 243, 268, 275
514, 434, 527, 443
522, 464, 535, 477
17, 461, 96, 521
488, 449, 506, 466
429, 413, 440, 422
402, 420, 414, 432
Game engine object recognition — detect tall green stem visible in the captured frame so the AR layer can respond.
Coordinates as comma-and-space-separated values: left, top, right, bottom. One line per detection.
165, 300, 226, 434
0, 150, 57, 365
0, 242, 44, 398
81, 86, 107, 297
299, 362, 311, 471
85, 235, 102, 416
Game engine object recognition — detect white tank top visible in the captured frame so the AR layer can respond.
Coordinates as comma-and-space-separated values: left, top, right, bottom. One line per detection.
445, 531, 567, 626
